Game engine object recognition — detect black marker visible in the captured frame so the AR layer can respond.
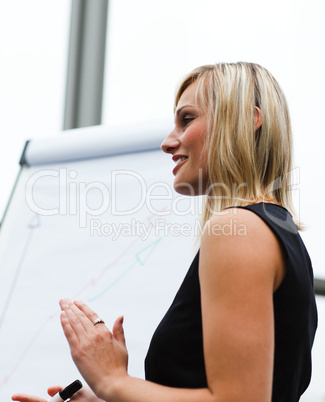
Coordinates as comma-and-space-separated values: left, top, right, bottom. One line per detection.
48, 380, 83, 401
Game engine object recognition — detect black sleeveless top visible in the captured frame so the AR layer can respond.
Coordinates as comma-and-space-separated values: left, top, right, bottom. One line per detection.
145, 203, 318, 401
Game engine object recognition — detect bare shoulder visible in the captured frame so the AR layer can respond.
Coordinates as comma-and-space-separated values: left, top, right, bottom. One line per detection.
204, 206, 271, 237
200, 207, 285, 291
199, 207, 282, 399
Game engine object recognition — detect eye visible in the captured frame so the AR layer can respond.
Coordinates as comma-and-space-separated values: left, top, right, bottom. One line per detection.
182, 115, 194, 126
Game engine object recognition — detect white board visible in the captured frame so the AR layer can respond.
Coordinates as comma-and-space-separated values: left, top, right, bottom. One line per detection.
0, 122, 203, 399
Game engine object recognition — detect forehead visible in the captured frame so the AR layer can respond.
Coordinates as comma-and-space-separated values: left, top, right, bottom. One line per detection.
175, 80, 199, 112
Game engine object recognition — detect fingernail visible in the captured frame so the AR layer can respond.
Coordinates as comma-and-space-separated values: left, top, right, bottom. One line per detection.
60, 298, 69, 308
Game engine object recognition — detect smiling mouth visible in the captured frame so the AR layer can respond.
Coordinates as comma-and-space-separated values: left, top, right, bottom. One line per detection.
173, 156, 188, 175
175, 156, 188, 166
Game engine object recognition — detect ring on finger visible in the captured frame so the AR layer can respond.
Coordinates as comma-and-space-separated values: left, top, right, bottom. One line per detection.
93, 317, 105, 326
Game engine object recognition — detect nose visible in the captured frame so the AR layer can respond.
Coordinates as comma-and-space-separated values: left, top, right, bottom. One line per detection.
161, 128, 180, 154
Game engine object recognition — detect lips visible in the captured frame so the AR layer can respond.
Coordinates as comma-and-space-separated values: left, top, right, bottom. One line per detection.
172, 155, 188, 175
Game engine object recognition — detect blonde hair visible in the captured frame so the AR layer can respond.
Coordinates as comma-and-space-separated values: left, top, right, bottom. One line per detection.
174, 62, 300, 229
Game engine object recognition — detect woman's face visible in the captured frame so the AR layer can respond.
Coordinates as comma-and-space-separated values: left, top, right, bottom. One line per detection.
161, 80, 209, 196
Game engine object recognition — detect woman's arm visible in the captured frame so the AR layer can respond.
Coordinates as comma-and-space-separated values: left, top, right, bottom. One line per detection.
199, 208, 285, 401
59, 208, 284, 402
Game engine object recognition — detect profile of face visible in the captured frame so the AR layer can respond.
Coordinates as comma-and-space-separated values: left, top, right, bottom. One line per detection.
161, 80, 209, 196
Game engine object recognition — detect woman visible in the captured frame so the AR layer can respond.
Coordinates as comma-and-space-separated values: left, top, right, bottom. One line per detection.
12, 62, 317, 402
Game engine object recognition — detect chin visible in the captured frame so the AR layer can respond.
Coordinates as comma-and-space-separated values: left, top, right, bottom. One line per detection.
173, 181, 201, 196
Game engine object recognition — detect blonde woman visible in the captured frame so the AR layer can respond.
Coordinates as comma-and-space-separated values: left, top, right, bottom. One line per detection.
13, 63, 317, 402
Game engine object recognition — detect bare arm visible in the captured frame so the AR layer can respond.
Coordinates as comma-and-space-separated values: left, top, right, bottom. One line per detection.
59, 208, 284, 402
199, 208, 284, 401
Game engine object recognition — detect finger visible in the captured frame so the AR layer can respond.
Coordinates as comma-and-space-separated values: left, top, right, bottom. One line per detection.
60, 298, 91, 339
11, 393, 46, 402
62, 298, 94, 334
112, 315, 126, 346
74, 299, 104, 327
60, 311, 79, 349
47, 386, 63, 397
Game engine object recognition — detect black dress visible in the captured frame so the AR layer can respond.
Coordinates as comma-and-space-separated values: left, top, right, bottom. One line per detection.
145, 203, 318, 401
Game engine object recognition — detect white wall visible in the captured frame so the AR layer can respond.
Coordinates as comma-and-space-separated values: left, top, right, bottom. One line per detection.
0, 0, 71, 218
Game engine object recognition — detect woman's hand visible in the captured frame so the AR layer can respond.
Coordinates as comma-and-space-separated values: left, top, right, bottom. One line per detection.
12, 385, 62, 402
12, 384, 101, 401
59, 298, 128, 400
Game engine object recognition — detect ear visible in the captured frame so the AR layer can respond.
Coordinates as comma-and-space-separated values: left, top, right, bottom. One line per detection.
254, 106, 263, 131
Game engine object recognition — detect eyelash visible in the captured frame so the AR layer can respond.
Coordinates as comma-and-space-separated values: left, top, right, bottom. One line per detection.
182, 116, 194, 126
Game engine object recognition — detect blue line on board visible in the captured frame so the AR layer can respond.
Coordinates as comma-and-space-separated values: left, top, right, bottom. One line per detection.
88, 237, 163, 302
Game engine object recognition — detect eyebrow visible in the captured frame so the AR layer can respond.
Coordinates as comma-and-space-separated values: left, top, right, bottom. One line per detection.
174, 104, 196, 117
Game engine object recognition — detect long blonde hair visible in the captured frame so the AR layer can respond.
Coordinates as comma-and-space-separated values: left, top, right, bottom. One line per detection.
174, 62, 300, 229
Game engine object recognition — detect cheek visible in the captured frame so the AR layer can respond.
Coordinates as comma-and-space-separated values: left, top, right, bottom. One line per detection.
183, 128, 200, 145
184, 122, 207, 151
